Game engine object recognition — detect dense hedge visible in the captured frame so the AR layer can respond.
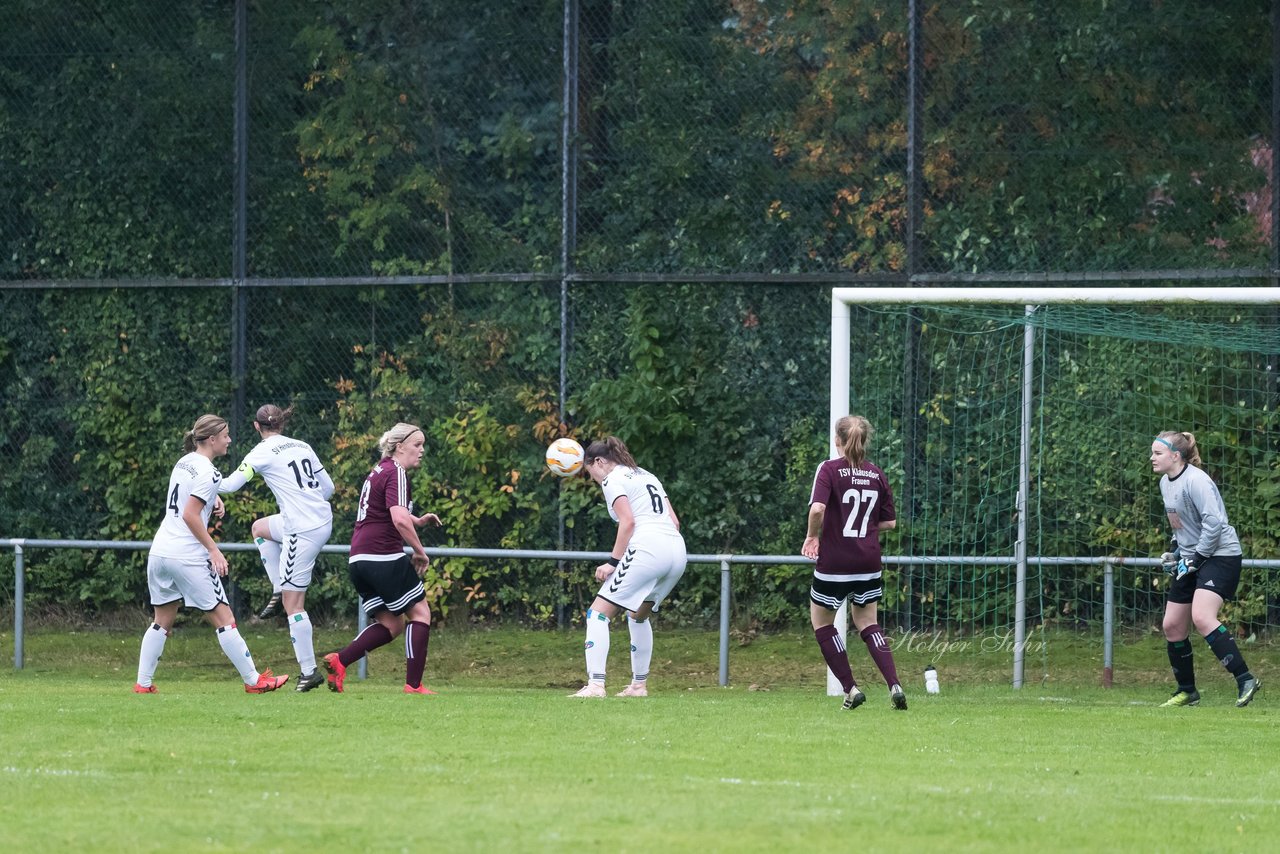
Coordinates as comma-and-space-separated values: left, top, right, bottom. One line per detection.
1, 1, 1276, 628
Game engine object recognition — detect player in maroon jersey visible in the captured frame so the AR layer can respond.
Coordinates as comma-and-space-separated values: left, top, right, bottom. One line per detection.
801, 415, 905, 711
323, 422, 442, 695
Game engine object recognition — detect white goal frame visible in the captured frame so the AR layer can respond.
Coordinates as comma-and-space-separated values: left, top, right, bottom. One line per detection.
826, 285, 1280, 694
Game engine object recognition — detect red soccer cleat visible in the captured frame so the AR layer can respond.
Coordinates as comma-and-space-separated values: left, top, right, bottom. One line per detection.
245, 668, 289, 694
403, 683, 438, 695
323, 653, 346, 693
132, 683, 158, 694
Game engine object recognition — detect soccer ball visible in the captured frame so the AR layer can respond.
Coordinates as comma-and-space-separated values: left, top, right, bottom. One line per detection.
546, 438, 585, 477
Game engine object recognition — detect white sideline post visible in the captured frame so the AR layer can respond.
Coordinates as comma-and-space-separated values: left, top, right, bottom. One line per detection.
826, 294, 852, 696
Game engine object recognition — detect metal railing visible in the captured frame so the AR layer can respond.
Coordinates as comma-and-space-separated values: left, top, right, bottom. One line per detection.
3, 538, 790, 686
6, 538, 1278, 687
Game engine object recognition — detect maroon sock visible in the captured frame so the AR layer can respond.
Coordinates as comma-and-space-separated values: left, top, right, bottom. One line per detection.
860, 623, 901, 687
814, 625, 856, 694
404, 621, 431, 688
339, 623, 394, 667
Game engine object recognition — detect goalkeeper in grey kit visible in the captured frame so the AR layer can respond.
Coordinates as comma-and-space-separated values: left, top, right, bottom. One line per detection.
1150, 431, 1260, 708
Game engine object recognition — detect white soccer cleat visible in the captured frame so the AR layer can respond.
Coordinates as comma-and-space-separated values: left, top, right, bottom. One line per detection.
569, 682, 607, 698
616, 682, 648, 697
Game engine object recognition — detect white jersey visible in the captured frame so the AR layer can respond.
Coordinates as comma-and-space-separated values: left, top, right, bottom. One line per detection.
150, 452, 221, 559
600, 466, 680, 538
596, 465, 685, 612
219, 433, 334, 533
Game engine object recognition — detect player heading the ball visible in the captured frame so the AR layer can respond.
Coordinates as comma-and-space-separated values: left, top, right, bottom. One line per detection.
569, 436, 686, 699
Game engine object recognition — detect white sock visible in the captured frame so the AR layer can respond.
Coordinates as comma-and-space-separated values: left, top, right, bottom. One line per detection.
289, 610, 316, 675
627, 616, 653, 683
584, 609, 610, 684
136, 623, 168, 686
255, 536, 283, 593
216, 625, 259, 684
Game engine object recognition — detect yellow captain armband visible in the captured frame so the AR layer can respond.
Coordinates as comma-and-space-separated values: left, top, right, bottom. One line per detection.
236, 462, 256, 481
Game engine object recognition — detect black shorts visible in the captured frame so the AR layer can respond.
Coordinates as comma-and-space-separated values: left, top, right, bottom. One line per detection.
810, 573, 883, 611
348, 555, 426, 616
1166, 554, 1242, 604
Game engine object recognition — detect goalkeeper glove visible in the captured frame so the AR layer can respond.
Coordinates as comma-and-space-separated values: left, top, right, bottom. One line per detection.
1175, 553, 1210, 581
1160, 552, 1179, 578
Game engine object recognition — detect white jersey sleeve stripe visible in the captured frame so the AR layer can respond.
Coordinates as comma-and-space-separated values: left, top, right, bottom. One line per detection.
808, 461, 826, 505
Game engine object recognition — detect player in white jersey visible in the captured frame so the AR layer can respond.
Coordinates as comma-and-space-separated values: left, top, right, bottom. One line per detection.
219, 404, 334, 692
570, 436, 686, 698
134, 414, 288, 695
1151, 430, 1259, 708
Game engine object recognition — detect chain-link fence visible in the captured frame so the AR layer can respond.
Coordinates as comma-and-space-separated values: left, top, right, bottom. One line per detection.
2, 1, 1277, 639
3, 1, 1272, 282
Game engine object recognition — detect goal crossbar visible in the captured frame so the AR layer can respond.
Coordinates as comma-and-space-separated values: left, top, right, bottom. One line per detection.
832, 285, 1280, 305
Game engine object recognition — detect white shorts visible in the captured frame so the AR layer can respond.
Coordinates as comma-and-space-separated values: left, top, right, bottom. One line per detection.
596, 534, 687, 613
265, 515, 332, 590
147, 552, 228, 612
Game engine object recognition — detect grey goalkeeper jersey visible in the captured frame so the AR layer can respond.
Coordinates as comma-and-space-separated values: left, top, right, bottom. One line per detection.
1159, 464, 1242, 559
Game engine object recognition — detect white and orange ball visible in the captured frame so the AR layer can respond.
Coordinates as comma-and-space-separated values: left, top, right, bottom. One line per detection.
545, 438, 585, 477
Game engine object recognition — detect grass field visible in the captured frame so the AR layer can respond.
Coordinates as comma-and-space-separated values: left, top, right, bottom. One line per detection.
1, 619, 1276, 852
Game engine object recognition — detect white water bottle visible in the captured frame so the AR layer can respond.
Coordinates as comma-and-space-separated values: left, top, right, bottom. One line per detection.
924, 665, 940, 694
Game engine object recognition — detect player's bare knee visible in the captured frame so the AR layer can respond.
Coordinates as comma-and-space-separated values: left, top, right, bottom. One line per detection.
206, 603, 236, 629
1191, 613, 1221, 638
405, 601, 432, 624
589, 597, 620, 620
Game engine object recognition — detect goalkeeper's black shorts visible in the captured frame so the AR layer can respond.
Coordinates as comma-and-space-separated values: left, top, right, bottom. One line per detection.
1167, 554, 1242, 604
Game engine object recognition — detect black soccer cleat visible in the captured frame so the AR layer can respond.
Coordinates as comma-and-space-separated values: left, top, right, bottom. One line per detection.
890, 684, 908, 710
256, 592, 283, 620
294, 669, 326, 693
842, 687, 866, 710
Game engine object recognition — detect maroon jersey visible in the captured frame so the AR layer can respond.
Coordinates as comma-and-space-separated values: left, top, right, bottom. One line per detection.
809, 457, 896, 576
350, 458, 414, 559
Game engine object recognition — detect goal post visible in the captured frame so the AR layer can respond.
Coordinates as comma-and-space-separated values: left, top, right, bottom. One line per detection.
825, 285, 1280, 695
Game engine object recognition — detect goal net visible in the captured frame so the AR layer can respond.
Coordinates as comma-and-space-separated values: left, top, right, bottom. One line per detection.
826, 287, 1280, 691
